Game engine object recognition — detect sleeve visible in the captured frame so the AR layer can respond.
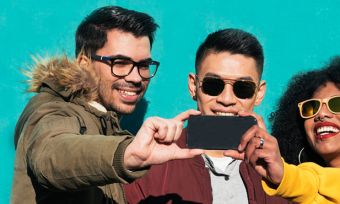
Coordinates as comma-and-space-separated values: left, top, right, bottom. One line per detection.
262, 160, 340, 204
23, 102, 147, 191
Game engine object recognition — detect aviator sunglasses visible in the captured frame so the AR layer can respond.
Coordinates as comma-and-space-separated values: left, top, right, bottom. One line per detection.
196, 76, 257, 99
298, 95, 340, 119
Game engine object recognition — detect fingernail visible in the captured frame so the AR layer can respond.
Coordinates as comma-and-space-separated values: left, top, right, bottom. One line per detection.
238, 144, 242, 151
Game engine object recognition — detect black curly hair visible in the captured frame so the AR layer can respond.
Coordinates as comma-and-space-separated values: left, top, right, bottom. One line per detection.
270, 56, 340, 166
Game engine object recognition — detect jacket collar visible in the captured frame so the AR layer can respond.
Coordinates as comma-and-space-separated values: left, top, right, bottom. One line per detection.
26, 55, 99, 102
26, 56, 124, 121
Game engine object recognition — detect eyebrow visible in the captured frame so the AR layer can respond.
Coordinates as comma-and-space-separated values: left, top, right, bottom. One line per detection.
108, 54, 152, 62
204, 72, 255, 81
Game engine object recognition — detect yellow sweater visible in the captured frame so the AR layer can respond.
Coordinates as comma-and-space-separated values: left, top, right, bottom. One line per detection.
262, 161, 340, 204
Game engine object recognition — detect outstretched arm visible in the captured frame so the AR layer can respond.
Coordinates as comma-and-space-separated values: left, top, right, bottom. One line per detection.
224, 112, 340, 204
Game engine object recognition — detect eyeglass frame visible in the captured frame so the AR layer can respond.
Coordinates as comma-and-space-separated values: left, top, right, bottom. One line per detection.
91, 54, 160, 79
298, 95, 340, 119
195, 75, 258, 99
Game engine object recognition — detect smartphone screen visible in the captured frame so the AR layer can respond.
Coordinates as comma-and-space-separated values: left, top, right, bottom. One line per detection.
186, 115, 257, 150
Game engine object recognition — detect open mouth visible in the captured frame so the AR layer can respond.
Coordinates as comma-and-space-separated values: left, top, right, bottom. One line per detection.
314, 122, 340, 140
119, 90, 138, 96
117, 88, 142, 103
215, 112, 236, 116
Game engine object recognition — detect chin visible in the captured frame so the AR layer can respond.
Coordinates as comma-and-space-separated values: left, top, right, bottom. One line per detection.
113, 103, 137, 115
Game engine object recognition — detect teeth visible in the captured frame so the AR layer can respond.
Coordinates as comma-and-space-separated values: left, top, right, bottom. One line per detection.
316, 126, 339, 135
216, 112, 235, 116
119, 90, 137, 96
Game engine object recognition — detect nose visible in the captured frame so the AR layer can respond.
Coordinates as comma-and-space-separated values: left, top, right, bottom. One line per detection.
216, 84, 237, 106
124, 66, 143, 83
315, 103, 333, 121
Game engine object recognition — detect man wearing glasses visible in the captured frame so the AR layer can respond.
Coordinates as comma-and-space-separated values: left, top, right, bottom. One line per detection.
124, 29, 291, 203
11, 6, 203, 204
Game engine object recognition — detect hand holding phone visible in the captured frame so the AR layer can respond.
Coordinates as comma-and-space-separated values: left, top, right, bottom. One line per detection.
186, 115, 257, 150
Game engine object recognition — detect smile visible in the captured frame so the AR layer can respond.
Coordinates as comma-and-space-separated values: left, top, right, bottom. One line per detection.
118, 89, 138, 96
117, 88, 142, 103
215, 112, 236, 116
314, 122, 340, 140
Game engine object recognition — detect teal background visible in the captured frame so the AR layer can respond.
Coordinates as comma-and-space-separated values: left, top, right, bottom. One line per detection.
1, 0, 340, 203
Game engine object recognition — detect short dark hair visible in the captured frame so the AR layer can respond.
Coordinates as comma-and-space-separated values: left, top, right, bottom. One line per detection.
195, 29, 264, 77
75, 6, 158, 57
270, 56, 340, 166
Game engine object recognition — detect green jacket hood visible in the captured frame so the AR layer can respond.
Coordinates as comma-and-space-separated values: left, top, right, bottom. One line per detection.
25, 56, 99, 102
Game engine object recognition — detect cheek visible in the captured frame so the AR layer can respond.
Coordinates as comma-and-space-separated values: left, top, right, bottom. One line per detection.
96, 63, 114, 80
142, 80, 150, 89
197, 93, 213, 103
196, 94, 212, 112
336, 115, 340, 123
304, 119, 315, 141
239, 99, 256, 111
98, 79, 113, 100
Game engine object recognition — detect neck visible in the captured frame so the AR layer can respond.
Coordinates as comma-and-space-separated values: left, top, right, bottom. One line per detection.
326, 157, 340, 167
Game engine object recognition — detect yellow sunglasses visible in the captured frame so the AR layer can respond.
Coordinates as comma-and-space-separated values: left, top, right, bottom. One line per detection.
298, 95, 340, 119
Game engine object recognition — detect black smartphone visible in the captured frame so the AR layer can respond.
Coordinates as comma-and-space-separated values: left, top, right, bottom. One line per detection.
186, 115, 257, 150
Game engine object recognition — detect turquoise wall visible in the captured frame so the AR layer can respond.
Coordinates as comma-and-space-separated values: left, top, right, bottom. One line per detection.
1, 0, 340, 203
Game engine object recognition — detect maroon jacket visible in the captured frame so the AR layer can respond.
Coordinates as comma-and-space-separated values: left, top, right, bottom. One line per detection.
124, 136, 292, 204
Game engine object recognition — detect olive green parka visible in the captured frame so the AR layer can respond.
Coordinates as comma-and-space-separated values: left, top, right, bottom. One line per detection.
11, 56, 146, 204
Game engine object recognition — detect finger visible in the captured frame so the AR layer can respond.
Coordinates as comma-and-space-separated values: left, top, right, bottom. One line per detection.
223, 150, 245, 160
249, 149, 268, 177
249, 136, 279, 166
138, 117, 163, 142
160, 119, 186, 143
238, 125, 258, 151
238, 111, 267, 131
244, 136, 259, 162
173, 120, 184, 141
249, 148, 263, 167
174, 109, 201, 122
172, 148, 204, 159
260, 135, 282, 162
151, 117, 168, 141
254, 115, 267, 131
162, 120, 177, 143
259, 149, 284, 184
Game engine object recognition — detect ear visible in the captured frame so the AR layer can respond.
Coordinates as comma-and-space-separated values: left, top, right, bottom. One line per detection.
254, 80, 266, 106
188, 73, 197, 100
77, 54, 90, 66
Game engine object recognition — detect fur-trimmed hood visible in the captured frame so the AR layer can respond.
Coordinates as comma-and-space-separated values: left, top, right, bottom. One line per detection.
25, 56, 99, 102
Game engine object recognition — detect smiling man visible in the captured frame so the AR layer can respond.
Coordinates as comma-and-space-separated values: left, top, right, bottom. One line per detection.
11, 6, 203, 204
124, 29, 291, 204
89, 29, 158, 114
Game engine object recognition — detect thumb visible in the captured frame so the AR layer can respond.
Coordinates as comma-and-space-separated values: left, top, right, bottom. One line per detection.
174, 109, 201, 122
223, 150, 245, 160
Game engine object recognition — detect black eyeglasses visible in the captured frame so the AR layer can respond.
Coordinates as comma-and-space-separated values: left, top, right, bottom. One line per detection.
298, 96, 340, 119
196, 76, 257, 99
91, 55, 159, 79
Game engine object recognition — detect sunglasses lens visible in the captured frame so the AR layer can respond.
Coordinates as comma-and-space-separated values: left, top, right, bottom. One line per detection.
202, 77, 224, 96
329, 96, 340, 113
301, 100, 320, 118
233, 81, 256, 99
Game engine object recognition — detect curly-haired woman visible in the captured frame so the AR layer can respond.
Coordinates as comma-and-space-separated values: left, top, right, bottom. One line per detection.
225, 57, 340, 204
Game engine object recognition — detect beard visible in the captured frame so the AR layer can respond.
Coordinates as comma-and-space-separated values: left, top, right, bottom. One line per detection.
97, 78, 148, 115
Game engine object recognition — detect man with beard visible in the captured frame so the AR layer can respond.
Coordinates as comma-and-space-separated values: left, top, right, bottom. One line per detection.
11, 6, 202, 204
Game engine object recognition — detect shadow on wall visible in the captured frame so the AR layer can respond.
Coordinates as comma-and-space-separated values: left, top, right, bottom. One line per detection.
120, 98, 148, 135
